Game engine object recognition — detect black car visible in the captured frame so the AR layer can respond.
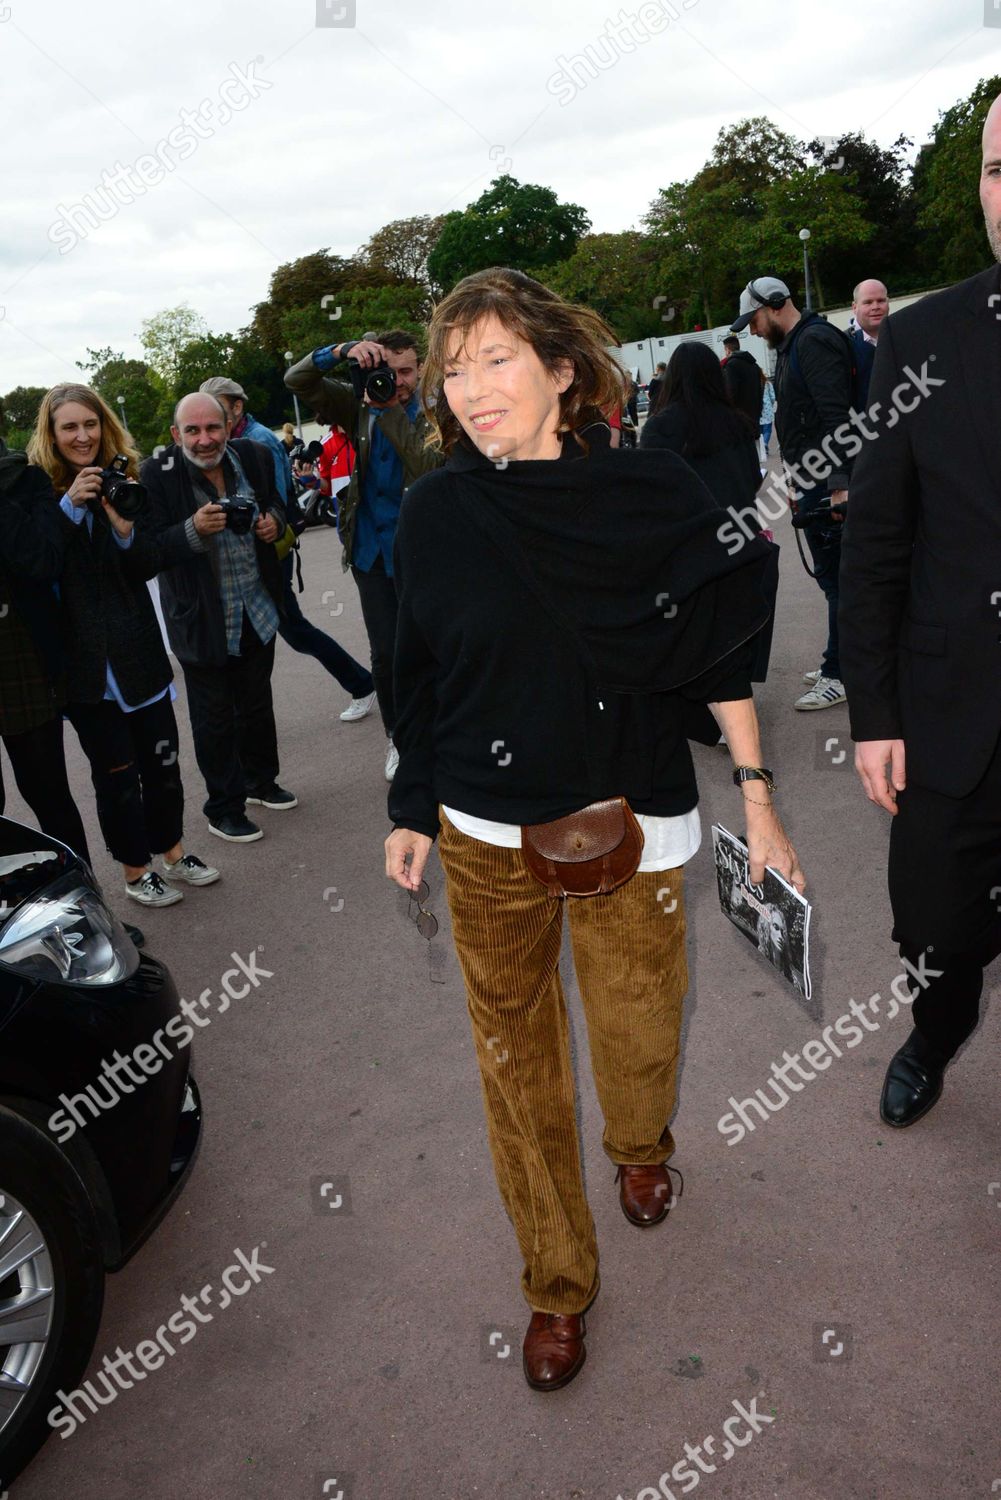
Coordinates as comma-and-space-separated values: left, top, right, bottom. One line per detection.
0, 815, 201, 1484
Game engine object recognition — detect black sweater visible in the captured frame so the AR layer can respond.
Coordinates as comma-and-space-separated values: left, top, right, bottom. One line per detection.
389, 438, 776, 840
640, 403, 762, 512
58, 504, 172, 708
0, 452, 65, 682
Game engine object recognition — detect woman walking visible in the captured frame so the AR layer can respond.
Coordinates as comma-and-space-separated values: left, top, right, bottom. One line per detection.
29, 385, 218, 908
385, 269, 803, 1390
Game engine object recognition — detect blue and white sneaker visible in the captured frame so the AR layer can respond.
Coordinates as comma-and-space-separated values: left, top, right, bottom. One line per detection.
794, 676, 847, 711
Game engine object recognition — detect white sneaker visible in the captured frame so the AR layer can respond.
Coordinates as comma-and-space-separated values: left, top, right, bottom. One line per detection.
385, 738, 400, 781
163, 852, 220, 886
802, 667, 822, 685
126, 870, 183, 906
794, 675, 847, 711
340, 690, 377, 722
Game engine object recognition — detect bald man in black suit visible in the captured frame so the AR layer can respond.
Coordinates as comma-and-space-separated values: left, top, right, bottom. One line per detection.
840, 93, 1001, 1128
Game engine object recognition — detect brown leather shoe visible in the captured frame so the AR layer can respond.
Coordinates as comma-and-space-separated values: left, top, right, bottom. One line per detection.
615, 1162, 683, 1227
522, 1312, 586, 1391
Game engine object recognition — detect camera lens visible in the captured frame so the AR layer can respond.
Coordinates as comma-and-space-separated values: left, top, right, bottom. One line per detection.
367, 367, 397, 404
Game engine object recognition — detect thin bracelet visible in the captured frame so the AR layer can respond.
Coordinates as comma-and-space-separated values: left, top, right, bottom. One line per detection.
741, 792, 774, 808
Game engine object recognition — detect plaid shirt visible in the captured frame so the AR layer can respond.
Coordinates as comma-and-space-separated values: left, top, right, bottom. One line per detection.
188, 448, 278, 656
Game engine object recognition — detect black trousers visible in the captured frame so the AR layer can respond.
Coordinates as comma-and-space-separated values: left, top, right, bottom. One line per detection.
66, 694, 184, 868
351, 556, 398, 735
181, 620, 279, 822
798, 485, 842, 681
278, 553, 373, 697
0, 715, 91, 864
888, 728, 1001, 1058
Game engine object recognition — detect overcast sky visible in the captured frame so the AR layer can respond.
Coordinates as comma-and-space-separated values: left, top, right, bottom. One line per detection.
3, 0, 1001, 391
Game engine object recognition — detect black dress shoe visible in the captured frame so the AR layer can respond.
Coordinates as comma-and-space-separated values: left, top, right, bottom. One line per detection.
123, 922, 145, 949
880, 1029, 948, 1128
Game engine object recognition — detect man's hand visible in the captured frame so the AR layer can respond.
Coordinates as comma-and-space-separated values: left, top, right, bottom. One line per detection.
855, 739, 905, 814
347, 338, 389, 370
192, 500, 227, 536
255, 511, 279, 543
831, 487, 848, 521
385, 828, 433, 892
100, 495, 133, 538
743, 802, 806, 892
350, 339, 400, 410
65, 466, 103, 509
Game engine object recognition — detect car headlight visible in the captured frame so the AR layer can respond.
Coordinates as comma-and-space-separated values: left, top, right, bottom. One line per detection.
0, 870, 139, 986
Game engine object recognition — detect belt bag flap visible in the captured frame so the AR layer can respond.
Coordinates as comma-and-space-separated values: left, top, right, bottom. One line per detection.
523, 797, 630, 862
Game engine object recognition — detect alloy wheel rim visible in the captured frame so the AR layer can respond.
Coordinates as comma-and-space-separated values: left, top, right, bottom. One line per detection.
0, 1191, 56, 1436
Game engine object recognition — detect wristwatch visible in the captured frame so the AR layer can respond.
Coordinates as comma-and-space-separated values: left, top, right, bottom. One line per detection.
733, 766, 776, 793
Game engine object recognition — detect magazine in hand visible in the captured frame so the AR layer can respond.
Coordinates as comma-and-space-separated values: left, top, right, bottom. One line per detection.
711, 824, 812, 999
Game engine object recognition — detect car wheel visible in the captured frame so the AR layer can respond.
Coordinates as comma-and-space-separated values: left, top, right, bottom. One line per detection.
318, 497, 339, 528
0, 1110, 105, 1486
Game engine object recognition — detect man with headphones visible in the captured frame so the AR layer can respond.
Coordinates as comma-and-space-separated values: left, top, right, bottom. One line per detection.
731, 276, 854, 711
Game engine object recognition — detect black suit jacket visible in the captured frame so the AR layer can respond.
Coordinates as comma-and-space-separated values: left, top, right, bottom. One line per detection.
138, 439, 285, 668
839, 262, 1001, 797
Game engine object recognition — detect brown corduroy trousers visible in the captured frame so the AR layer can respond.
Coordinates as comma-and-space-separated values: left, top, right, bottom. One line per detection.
437, 809, 689, 1315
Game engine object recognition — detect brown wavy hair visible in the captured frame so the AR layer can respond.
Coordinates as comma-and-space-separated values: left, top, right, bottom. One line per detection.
28, 383, 141, 495
421, 267, 623, 454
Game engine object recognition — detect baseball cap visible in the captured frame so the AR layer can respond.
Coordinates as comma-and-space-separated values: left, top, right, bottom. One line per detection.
730, 277, 790, 332
199, 376, 247, 399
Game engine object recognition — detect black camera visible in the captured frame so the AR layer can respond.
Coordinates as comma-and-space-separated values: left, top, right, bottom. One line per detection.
99, 454, 146, 519
215, 498, 256, 535
347, 357, 397, 406
791, 501, 846, 530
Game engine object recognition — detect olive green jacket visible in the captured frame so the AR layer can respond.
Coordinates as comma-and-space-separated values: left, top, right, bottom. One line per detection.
284, 354, 442, 571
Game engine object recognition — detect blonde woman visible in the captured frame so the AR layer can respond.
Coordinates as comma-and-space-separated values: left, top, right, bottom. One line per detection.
29, 384, 218, 905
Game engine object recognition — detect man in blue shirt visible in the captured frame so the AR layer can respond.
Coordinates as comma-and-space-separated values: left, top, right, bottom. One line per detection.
285, 331, 442, 780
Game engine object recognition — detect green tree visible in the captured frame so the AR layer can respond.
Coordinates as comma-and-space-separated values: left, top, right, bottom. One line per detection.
543, 231, 672, 342
428, 175, 590, 291
2, 385, 48, 434
804, 131, 917, 299
360, 215, 446, 295
698, 116, 804, 201
249, 250, 389, 355
280, 283, 432, 367
911, 75, 1001, 283
91, 357, 168, 455
173, 333, 239, 398
748, 167, 876, 309
140, 305, 209, 390
644, 118, 882, 326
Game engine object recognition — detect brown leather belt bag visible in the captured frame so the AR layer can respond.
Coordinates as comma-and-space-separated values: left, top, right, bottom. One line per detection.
522, 796, 643, 898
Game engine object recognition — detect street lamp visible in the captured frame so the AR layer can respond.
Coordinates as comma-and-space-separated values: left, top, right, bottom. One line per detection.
284, 351, 303, 439
116, 393, 128, 431
799, 228, 813, 313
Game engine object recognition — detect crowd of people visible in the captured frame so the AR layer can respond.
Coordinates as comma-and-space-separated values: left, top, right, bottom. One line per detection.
3, 92, 1001, 1392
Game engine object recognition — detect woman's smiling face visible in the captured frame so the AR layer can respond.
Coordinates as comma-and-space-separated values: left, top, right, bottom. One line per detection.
53, 401, 102, 470
442, 313, 573, 464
